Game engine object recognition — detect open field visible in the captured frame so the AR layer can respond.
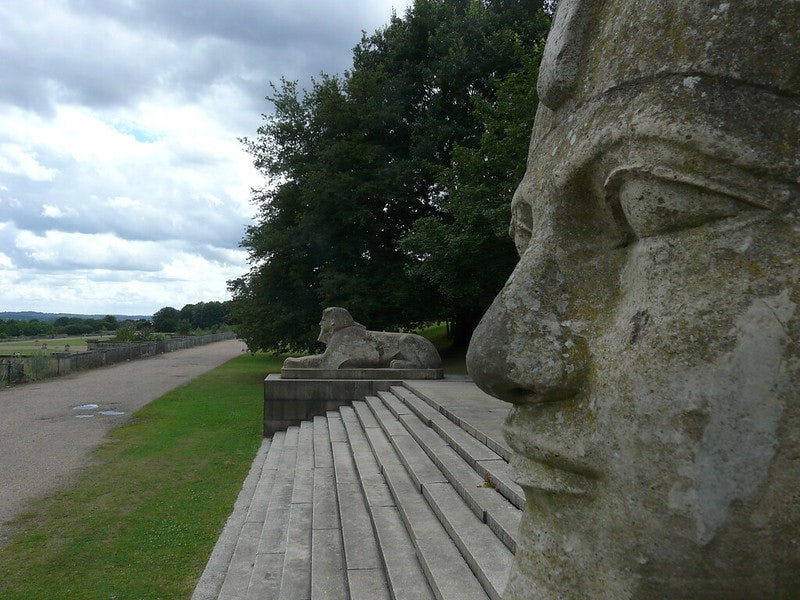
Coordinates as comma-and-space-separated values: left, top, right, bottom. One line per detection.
0, 351, 283, 599
0, 335, 112, 355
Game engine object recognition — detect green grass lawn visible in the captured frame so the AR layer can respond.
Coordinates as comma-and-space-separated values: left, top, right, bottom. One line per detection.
0, 352, 282, 600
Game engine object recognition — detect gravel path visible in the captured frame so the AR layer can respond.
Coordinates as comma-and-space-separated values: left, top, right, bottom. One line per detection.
0, 339, 248, 542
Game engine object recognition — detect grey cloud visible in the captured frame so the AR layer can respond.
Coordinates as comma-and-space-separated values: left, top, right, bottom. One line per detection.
2, 0, 392, 120
0, 0, 407, 314
70, 0, 362, 50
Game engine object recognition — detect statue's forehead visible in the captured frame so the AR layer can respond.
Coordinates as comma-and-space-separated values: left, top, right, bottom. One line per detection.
539, 0, 800, 111
525, 80, 800, 207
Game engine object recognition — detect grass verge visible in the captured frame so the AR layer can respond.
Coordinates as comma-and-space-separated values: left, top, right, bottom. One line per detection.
0, 352, 281, 600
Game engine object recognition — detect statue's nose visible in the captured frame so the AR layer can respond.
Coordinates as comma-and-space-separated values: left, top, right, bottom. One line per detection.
466, 250, 588, 406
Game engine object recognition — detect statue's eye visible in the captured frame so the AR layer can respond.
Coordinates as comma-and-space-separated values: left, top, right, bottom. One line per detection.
510, 200, 533, 256
606, 171, 760, 240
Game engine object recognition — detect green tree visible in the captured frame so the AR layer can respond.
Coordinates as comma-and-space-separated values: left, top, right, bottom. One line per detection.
402, 34, 546, 345
176, 319, 192, 336
152, 307, 179, 333
232, 0, 550, 351
180, 301, 227, 330
114, 323, 136, 342
232, 73, 433, 351
101, 315, 118, 331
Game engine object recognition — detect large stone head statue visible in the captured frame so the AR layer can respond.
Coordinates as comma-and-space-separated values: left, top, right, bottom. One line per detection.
467, 1, 799, 598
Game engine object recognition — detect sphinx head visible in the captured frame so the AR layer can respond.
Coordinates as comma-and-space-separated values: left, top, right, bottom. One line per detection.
467, 1, 799, 597
317, 307, 362, 344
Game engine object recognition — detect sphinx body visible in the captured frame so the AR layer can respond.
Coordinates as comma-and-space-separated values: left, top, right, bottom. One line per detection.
283, 307, 442, 370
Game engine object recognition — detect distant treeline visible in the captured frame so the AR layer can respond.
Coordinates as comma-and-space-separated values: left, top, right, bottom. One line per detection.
0, 300, 235, 339
0, 315, 122, 338
151, 301, 234, 334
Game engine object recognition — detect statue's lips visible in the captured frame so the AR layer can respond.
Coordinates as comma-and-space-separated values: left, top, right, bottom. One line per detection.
505, 410, 599, 497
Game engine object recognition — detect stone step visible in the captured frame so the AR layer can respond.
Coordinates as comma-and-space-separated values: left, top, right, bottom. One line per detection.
354, 396, 491, 599
339, 405, 435, 600
215, 430, 287, 600
358, 397, 507, 600
377, 391, 520, 553
394, 382, 512, 461
244, 426, 300, 599
195, 380, 517, 600
311, 415, 347, 600
329, 410, 392, 600
388, 386, 525, 510
277, 421, 314, 600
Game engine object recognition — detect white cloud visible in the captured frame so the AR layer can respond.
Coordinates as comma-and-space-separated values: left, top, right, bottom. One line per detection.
0, 0, 414, 315
0, 143, 59, 181
41, 204, 76, 219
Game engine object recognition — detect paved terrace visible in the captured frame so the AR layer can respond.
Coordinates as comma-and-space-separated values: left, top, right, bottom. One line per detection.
194, 379, 519, 600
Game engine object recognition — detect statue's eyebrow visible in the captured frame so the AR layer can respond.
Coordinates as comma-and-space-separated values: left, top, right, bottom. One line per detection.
602, 164, 784, 213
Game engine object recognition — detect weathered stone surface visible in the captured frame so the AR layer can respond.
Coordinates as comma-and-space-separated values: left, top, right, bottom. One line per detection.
280, 367, 443, 380
263, 374, 397, 436
283, 307, 442, 370
466, 1, 800, 598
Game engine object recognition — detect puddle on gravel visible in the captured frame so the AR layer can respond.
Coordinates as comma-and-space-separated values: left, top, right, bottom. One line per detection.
72, 404, 125, 418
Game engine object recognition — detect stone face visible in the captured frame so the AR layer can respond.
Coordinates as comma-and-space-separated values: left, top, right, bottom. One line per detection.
466, 1, 800, 598
283, 307, 442, 370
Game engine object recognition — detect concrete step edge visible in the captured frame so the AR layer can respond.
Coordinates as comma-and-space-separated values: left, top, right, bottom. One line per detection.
391, 384, 511, 461
363, 397, 491, 600
332, 410, 392, 600
244, 426, 301, 598
370, 394, 513, 598
245, 433, 285, 523
312, 415, 348, 599
380, 461, 490, 600
389, 387, 500, 467
346, 403, 435, 600
394, 408, 520, 552
389, 387, 525, 510
422, 482, 513, 600
276, 421, 314, 600
220, 435, 286, 599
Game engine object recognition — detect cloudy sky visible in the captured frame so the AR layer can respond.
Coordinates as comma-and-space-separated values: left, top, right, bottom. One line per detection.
0, 0, 412, 317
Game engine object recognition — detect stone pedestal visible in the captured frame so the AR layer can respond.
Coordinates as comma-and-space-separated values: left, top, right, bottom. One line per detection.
263, 368, 444, 436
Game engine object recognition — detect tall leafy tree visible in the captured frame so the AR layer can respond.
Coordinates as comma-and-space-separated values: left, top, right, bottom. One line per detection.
152, 306, 180, 332
402, 32, 546, 346
231, 74, 433, 351
231, 0, 550, 352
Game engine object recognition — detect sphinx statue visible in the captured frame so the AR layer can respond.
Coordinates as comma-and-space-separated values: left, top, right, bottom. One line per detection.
467, 1, 799, 598
283, 307, 442, 370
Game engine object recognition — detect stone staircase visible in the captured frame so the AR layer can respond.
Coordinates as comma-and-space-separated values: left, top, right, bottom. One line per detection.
193, 381, 520, 600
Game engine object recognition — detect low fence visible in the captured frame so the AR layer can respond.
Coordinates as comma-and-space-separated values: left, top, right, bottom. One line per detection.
0, 332, 236, 387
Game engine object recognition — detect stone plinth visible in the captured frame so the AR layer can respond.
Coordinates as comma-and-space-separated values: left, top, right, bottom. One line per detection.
280, 368, 443, 380
264, 369, 443, 436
